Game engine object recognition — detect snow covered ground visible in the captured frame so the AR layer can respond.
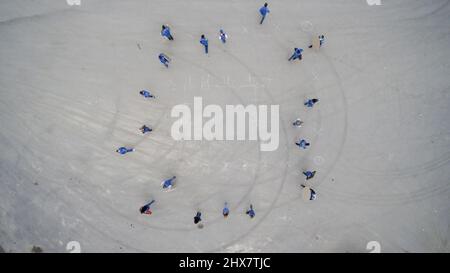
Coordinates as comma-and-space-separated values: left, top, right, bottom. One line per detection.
0, 0, 449, 253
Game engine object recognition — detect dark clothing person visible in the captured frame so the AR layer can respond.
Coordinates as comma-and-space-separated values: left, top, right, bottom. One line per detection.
194, 211, 202, 224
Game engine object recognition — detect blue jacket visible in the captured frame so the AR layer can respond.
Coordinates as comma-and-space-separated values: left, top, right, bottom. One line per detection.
200, 38, 208, 46
141, 125, 152, 133
117, 147, 133, 154
159, 54, 168, 63
294, 48, 303, 56
163, 180, 172, 188
260, 6, 269, 16
219, 32, 227, 43
297, 139, 308, 148
161, 27, 171, 38
223, 207, 229, 215
140, 90, 153, 98
163, 177, 175, 188
247, 209, 255, 217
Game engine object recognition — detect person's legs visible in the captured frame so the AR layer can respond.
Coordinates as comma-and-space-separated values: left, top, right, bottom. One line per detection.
162, 57, 168, 67
205, 45, 208, 54
260, 15, 265, 24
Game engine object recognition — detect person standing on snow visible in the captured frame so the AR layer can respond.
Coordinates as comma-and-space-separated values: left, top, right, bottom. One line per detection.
162, 176, 176, 190
140, 200, 156, 215
309, 35, 325, 48
200, 34, 209, 54
246, 204, 255, 218
219, 29, 228, 44
116, 147, 134, 155
303, 170, 316, 180
259, 3, 270, 25
301, 185, 317, 201
140, 90, 155, 98
140, 125, 152, 134
161, 25, 174, 41
223, 202, 230, 218
295, 139, 310, 149
304, 98, 319, 108
292, 119, 304, 127
194, 211, 202, 224
289, 48, 303, 61
158, 53, 171, 68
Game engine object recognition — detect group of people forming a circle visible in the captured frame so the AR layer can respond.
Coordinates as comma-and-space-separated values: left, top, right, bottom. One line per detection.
115, 3, 325, 227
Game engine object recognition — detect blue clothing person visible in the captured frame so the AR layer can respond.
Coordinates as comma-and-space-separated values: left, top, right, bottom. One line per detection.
219, 29, 228, 44
200, 35, 208, 54
158, 53, 170, 68
259, 3, 270, 24
140, 125, 152, 134
161, 25, 174, 40
140, 90, 155, 98
289, 48, 303, 61
116, 147, 134, 155
303, 170, 316, 180
162, 176, 176, 189
223, 202, 230, 217
304, 98, 319, 107
194, 211, 202, 224
140, 199, 155, 214
295, 139, 310, 149
246, 204, 255, 218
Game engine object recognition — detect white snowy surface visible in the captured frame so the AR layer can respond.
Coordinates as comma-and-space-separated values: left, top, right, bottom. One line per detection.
0, 0, 449, 252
